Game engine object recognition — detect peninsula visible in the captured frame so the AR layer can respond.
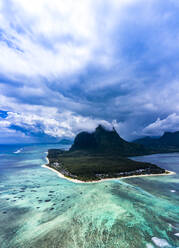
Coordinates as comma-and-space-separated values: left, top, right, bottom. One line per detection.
45, 125, 168, 182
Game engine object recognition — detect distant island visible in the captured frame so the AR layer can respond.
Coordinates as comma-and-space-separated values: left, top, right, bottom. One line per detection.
57, 139, 73, 145
44, 125, 172, 182
134, 131, 179, 153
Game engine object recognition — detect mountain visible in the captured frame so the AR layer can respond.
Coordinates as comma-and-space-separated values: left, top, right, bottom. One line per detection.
134, 131, 179, 152
47, 125, 166, 181
70, 125, 147, 156
58, 139, 73, 145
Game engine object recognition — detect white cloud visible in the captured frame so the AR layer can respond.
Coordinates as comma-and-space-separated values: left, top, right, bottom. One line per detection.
0, 0, 142, 80
0, 117, 31, 143
143, 113, 179, 136
0, 119, 10, 127
1, 0, 179, 142
0, 0, 95, 78
0, 109, 113, 140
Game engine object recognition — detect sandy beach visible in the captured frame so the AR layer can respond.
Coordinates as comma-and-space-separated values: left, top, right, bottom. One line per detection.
42, 156, 175, 184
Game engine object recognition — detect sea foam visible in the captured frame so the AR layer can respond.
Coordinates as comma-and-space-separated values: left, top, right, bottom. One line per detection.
146, 243, 154, 248
151, 237, 171, 247
14, 148, 23, 154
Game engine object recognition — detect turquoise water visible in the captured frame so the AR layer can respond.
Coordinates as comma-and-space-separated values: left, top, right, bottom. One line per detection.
0, 145, 178, 248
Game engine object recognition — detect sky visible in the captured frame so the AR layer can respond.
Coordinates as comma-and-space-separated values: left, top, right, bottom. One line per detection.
0, 0, 179, 143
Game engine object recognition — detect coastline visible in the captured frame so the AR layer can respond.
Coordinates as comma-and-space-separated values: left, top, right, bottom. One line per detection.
42, 156, 175, 184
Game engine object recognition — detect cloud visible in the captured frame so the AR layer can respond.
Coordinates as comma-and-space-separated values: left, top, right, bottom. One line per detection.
143, 113, 179, 136
0, 109, 113, 143
0, 0, 179, 142
0, 0, 94, 78
0, 116, 33, 144
0, 0, 134, 80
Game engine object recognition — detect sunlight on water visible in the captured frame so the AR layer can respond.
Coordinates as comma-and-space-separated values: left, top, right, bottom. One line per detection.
0, 145, 178, 248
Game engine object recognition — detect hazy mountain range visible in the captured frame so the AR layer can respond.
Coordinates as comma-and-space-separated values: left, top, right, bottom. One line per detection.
134, 131, 179, 153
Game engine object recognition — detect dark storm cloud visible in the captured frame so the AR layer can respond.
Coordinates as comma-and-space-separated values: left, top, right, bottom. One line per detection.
0, 0, 179, 142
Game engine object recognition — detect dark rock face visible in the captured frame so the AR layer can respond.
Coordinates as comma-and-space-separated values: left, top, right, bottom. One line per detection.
47, 125, 166, 181
134, 131, 179, 151
70, 125, 146, 156
71, 132, 97, 151
93, 125, 126, 152
160, 131, 179, 147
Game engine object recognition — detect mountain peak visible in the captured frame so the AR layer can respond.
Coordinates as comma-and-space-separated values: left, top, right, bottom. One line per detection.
96, 124, 109, 131
95, 124, 117, 133
70, 125, 145, 156
134, 130, 179, 150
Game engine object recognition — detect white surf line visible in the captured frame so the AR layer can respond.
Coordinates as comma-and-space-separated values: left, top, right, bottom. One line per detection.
42, 155, 176, 184
14, 148, 23, 154
41, 152, 175, 184
151, 237, 171, 248
41, 164, 85, 183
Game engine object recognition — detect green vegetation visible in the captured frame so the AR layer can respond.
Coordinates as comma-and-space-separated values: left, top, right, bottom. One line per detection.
47, 125, 166, 181
134, 131, 179, 153
47, 150, 165, 181
70, 124, 148, 156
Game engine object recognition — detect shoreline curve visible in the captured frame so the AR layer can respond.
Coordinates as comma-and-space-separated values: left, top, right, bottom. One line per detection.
42, 155, 176, 184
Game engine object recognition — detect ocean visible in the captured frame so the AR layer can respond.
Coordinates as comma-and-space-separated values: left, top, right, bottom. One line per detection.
0, 144, 178, 248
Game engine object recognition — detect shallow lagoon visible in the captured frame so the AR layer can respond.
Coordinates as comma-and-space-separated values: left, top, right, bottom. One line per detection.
0, 144, 178, 248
